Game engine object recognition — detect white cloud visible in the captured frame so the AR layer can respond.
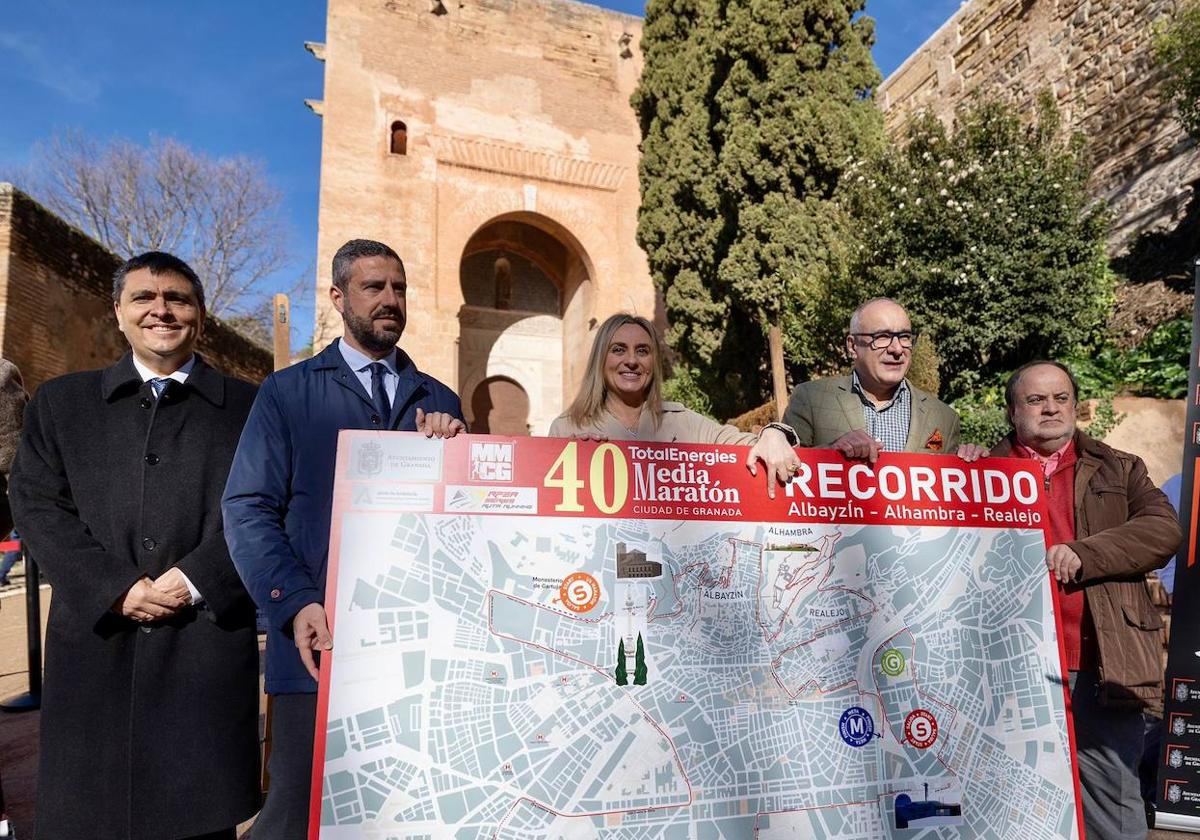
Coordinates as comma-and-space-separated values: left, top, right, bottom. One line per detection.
0, 30, 101, 104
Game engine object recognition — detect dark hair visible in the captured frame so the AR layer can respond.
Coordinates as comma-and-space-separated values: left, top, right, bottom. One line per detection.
332, 239, 404, 290
112, 251, 205, 310
1003, 360, 1081, 409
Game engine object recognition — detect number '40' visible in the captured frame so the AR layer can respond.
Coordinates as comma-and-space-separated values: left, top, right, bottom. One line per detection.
543, 442, 629, 514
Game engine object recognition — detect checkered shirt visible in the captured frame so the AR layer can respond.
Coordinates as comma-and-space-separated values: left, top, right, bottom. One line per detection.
851, 371, 911, 452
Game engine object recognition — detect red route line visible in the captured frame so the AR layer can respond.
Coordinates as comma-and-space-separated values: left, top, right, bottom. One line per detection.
484, 590, 695, 824
872, 628, 961, 779
486, 532, 963, 834
754, 536, 842, 637
644, 535, 881, 698
749, 535, 883, 697
647, 556, 725, 624
745, 628, 967, 836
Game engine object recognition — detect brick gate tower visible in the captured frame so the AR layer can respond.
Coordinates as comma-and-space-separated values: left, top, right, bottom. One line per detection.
307, 0, 655, 435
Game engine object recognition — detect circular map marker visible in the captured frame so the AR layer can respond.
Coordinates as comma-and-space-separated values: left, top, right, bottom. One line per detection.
904, 709, 938, 749
880, 648, 906, 676
839, 706, 876, 748
560, 572, 600, 613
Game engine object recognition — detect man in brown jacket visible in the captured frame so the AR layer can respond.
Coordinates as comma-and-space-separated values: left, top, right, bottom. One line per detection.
972, 360, 1180, 840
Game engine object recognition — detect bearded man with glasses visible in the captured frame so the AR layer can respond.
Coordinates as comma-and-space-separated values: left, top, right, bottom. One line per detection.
783, 297, 961, 463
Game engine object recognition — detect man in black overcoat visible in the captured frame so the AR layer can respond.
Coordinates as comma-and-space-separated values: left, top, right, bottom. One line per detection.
9, 252, 261, 840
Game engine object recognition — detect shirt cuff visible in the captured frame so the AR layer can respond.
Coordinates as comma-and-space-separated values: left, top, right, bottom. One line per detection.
177, 570, 203, 606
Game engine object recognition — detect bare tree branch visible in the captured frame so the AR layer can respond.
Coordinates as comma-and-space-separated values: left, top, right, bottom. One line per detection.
13, 129, 292, 318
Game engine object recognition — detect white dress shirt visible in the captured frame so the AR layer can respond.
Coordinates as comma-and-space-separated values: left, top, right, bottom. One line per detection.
337, 339, 400, 406
130, 354, 202, 605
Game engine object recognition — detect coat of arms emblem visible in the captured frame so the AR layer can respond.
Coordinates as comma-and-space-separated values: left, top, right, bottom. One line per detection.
357, 441, 384, 476
1177, 682, 1191, 703
1171, 748, 1185, 769
1168, 784, 1183, 805
1174, 716, 1188, 737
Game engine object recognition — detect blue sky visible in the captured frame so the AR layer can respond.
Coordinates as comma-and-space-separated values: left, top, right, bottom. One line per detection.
0, 0, 962, 343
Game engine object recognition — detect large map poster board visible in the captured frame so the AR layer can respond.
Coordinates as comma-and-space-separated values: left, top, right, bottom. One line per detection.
312, 432, 1082, 839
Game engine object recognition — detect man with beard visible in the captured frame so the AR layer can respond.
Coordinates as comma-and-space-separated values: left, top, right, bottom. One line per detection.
223, 239, 465, 837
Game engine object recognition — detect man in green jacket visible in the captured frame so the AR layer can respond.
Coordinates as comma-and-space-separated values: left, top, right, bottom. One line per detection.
784, 298, 960, 461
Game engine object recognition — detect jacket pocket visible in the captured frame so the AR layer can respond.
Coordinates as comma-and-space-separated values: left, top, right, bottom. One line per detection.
1121, 602, 1163, 631
1086, 484, 1129, 532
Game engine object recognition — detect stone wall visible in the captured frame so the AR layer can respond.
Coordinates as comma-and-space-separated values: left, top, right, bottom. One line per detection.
0, 184, 272, 392
878, 0, 1200, 252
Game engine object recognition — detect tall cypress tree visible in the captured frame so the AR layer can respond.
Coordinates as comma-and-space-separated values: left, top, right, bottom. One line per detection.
615, 637, 629, 686
633, 0, 882, 417
634, 633, 648, 686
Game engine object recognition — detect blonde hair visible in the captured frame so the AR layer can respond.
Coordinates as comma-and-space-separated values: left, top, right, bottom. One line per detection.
567, 313, 665, 429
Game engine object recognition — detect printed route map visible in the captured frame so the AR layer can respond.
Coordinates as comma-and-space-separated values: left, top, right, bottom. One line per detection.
311, 433, 1081, 840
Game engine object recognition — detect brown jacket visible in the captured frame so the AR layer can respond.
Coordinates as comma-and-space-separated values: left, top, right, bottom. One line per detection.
994, 430, 1181, 710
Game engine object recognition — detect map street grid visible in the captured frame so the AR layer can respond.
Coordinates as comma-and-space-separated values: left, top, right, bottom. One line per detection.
313, 434, 1081, 839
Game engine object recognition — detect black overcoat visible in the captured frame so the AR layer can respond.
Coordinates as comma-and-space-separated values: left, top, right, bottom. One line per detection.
9, 354, 261, 839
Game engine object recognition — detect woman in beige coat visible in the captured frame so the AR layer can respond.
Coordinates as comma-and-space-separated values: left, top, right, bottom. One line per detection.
549, 312, 799, 491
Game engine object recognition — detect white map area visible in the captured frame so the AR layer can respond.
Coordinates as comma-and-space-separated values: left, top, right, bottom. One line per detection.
319, 513, 1078, 839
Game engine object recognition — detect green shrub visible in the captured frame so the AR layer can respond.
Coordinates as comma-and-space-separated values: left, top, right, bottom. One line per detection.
1120, 317, 1191, 398
842, 94, 1113, 399
1061, 317, 1191, 399
906, 333, 942, 397
632, 0, 883, 418
951, 378, 1009, 448
661, 365, 715, 418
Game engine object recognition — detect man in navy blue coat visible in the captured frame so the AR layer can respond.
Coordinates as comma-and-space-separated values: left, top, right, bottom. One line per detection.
223, 239, 465, 838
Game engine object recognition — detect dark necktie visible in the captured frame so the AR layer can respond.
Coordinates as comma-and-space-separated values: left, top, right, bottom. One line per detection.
369, 362, 392, 423
149, 377, 171, 399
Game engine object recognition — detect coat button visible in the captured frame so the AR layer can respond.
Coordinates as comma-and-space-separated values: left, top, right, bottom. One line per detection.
142, 537, 156, 551
144, 454, 159, 465
270, 588, 282, 600
140, 398, 152, 409
371, 414, 381, 425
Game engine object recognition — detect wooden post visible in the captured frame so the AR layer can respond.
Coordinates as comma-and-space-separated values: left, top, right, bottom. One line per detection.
272, 294, 290, 372
768, 324, 787, 420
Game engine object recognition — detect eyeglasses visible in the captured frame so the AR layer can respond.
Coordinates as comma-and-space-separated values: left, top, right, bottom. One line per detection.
850, 331, 917, 350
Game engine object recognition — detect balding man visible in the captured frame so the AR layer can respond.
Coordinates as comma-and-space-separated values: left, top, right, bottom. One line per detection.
783, 298, 959, 462
965, 361, 1178, 840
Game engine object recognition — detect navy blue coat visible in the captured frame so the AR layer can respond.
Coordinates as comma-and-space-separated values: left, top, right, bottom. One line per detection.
222, 340, 463, 692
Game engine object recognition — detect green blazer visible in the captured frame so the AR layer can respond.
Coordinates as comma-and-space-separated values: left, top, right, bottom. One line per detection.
783, 375, 960, 454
